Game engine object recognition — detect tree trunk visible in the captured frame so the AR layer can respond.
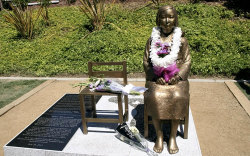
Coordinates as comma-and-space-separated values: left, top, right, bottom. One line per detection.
0, 0, 3, 11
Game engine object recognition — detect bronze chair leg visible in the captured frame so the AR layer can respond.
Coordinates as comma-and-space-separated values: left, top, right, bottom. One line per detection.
91, 95, 97, 118
184, 104, 189, 139
79, 94, 88, 134
144, 101, 149, 138
118, 95, 123, 124
124, 95, 129, 121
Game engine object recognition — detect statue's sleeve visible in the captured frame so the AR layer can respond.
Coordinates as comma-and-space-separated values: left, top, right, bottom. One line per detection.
178, 37, 191, 81
143, 38, 155, 81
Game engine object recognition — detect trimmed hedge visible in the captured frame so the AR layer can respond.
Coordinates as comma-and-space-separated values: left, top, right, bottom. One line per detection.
0, 3, 249, 76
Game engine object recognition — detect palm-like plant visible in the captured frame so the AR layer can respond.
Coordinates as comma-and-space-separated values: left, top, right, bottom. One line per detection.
79, 0, 106, 31
3, 4, 41, 39
12, 0, 29, 11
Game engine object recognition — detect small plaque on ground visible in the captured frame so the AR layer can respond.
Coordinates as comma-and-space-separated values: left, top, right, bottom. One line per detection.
6, 94, 100, 151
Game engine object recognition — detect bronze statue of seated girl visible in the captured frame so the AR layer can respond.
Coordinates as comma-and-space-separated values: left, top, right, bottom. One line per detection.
143, 5, 191, 154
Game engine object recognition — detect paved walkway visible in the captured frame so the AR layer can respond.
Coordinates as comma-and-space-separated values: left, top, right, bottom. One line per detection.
0, 79, 249, 156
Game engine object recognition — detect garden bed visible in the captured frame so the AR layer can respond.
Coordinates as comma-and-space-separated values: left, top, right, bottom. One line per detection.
0, 1, 249, 77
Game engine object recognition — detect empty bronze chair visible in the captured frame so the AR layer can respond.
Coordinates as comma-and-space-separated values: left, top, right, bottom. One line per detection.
79, 61, 128, 134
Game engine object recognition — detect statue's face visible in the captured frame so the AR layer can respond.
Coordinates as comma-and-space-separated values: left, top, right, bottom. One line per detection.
158, 8, 176, 34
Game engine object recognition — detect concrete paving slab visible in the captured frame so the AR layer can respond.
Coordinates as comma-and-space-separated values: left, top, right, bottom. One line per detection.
4, 95, 201, 156
190, 82, 250, 156
1, 80, 249, 156
63, 95, 201, 156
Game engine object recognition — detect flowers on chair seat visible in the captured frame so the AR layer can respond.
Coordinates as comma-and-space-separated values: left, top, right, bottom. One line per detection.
74, 77, 148, 95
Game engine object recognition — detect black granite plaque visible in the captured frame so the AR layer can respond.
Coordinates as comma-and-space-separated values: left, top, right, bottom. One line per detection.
7, 94, 101, 151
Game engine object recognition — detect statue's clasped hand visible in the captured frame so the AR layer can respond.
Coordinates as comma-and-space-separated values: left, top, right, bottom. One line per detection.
168, 75, 181, 85
156, 75, 181, 85
156, 77, 166, 85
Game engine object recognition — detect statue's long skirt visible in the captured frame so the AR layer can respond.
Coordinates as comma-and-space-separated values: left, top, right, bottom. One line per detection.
144, 80, 189, 119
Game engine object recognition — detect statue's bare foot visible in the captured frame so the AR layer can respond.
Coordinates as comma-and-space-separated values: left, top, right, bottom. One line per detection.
153, 136, 163, 153
168, 137, 179, 154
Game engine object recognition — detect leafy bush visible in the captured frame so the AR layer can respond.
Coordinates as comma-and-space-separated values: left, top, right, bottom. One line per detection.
224, 0, 249, 17
0, 4, 249, 77
176, 4, 249, 76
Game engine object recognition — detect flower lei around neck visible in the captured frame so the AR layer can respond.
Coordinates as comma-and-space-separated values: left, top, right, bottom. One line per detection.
149, 26, 182, 82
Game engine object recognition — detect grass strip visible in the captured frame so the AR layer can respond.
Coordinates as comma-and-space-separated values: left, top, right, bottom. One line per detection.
0, 80, 45, 109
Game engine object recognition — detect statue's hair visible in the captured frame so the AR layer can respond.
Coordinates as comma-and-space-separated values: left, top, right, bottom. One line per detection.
156, 5, 178, 27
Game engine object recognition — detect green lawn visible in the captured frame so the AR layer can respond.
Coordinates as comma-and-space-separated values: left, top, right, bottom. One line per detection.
0, 80, 45, 109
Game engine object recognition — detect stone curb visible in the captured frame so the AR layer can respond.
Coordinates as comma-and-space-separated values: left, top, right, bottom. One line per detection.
1, 78, 249, 116
1, 76, 249, 82
225, 81, 250, 116
0, 80, 55, 116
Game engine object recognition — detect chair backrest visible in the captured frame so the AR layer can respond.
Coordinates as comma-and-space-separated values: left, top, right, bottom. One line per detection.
88, 61, 127, 85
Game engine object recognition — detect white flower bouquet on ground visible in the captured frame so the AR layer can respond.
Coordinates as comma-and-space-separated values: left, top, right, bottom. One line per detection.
115, 123, 157, 156
74, 77, 148, 95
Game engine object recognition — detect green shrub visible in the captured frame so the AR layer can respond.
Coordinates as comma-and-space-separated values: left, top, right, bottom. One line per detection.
0, 4, 249, 77
176, 4, 249, 76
